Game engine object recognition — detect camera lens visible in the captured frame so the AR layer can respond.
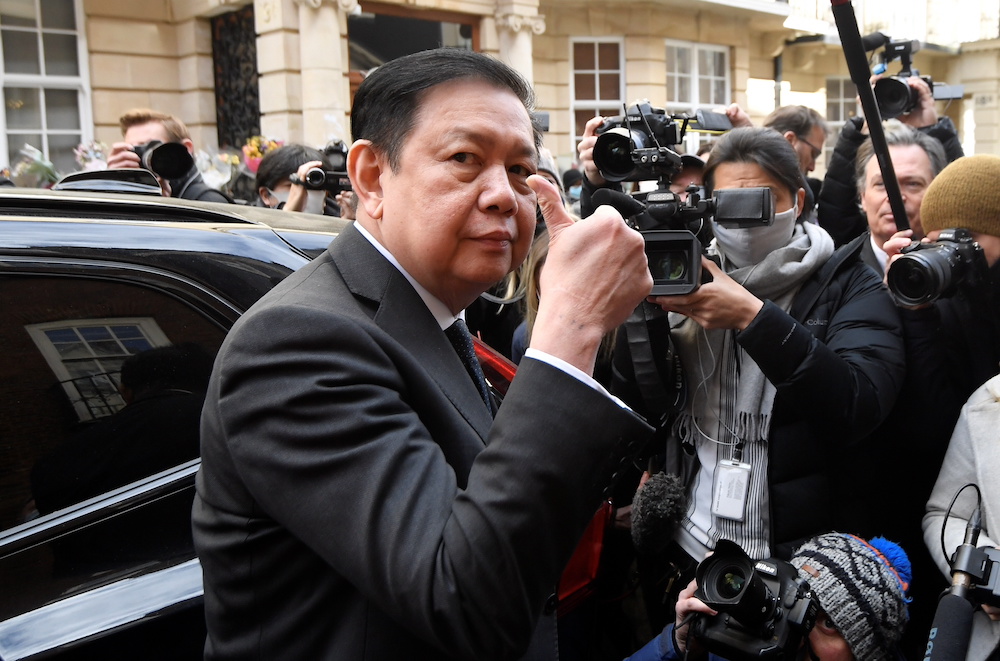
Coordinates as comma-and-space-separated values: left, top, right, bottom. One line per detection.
887, 246, 954, 307
874, 77, 917, 119
593, 128, 644, 182
652, 251, 688, 282
304, 168, 327, 187
717, 568, 747, 599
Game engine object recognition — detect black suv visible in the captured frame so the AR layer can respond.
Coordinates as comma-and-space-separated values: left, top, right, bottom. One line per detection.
0, 188, 516, 660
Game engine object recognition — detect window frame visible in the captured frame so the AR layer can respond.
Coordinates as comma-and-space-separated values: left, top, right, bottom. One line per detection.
0, 0, 92, 175
665, 39, 730, 155
569, 37, 625, 144
25, 317, 170, 422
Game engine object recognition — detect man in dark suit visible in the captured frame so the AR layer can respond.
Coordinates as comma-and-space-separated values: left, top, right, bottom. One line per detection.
192, 49, 654, 661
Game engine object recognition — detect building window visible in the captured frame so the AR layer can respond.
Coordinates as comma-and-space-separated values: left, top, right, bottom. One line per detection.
826, 77, 859, 123
26, 319, 169, 421
571, 39, 624, 143
0, 0, 90, 175
666, 40, 729, 155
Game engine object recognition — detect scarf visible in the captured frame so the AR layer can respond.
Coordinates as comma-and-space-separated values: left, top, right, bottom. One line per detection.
671, 222, 835, 447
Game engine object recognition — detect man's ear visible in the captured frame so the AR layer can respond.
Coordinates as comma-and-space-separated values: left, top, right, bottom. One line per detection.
796, 187, 806, 212
348, 139, 385, 220
181, 138, 195, 155
783, 131, 798, 147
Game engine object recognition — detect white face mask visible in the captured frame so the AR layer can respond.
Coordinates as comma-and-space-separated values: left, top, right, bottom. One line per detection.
713, 204, 798, 269
303, 190, 327, 215
265, 188, 289, 208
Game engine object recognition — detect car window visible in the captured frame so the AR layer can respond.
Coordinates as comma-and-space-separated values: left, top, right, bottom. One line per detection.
0, 272, 227, 533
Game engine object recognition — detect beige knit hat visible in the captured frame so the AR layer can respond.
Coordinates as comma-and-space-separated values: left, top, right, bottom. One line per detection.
921, 155, 1000, 237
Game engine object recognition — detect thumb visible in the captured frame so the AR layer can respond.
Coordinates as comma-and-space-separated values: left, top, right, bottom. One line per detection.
528, 174, 573, 235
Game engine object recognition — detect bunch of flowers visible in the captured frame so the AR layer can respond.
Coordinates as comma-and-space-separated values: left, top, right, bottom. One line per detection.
73, 140, 109, 171
196, 148, 244, 197
11, 144, 59, 188
242, 135, 282, 173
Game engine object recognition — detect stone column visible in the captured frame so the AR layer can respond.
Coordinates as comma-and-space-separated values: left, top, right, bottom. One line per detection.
494, 3, 545, 87
294, 0, 353, 147
256, 0, 303, 142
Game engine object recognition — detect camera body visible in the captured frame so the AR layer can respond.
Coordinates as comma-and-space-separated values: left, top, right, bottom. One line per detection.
950, 544, 1000, 608
867, 36, 964, 119
590, 101, 773, 296
133, 140, 194, 180
292, 167, 352, 195
887, 228, 988, 308
690, 540, 819, 660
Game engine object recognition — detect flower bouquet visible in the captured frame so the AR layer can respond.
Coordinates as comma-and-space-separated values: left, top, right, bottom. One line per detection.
242, 135, 282, 173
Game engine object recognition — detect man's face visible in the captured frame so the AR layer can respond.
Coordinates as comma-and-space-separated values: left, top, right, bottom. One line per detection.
370, 78, 537, 313
791, 125, 826, 174
861, 144, 935, 246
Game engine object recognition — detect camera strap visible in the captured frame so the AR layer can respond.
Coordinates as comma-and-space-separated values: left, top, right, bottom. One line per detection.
624, 301, 688, 439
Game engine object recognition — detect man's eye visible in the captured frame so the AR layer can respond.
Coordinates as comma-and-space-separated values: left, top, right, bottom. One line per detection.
510, 164, 532, 176
452, 153, 472, 164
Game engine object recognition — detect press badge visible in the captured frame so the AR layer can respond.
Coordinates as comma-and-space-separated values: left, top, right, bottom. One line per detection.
712, 459, 751, 521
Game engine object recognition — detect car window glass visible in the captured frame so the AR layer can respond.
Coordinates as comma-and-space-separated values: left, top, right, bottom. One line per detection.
0, 274, 225, 533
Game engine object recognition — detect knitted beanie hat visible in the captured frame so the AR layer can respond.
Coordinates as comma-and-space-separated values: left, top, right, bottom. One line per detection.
790, 533, 911, 661
921, 154, 1000, 237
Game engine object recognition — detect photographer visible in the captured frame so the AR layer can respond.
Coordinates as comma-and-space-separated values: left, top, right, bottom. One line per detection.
625, 533, 911, 661
817, 76, 963, 247
253, 144, 342, 216
923, 372, 1000, 660
603, 128, 904, 625
106, 108, 232, 203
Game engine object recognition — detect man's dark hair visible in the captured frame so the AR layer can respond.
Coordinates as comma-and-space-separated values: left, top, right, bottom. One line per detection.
703, 127, 804, 200
350, 48, 540, 171
120, 343, 214, 400
764, 105, 829, 140
255, 144, 329, 191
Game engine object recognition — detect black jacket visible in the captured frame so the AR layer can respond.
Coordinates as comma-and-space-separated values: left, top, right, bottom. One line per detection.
169, 166, 233, 203
613, 234, 905, 558
817, 116, 964, 247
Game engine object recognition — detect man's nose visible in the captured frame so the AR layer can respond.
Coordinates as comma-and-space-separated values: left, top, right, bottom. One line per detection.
480, 165, 517, 214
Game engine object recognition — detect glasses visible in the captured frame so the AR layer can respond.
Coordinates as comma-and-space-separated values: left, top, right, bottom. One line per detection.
798, 136, 824, 160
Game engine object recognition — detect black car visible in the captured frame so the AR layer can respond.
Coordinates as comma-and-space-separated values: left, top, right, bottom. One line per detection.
0, 188, 516, 660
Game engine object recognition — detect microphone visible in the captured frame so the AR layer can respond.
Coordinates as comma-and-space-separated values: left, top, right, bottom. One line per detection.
592, 187, 647, 219
630, 472, 687, 555
923, 504, 983, 661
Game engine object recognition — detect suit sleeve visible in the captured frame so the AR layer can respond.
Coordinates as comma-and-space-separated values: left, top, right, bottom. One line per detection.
211, 302, 652, 659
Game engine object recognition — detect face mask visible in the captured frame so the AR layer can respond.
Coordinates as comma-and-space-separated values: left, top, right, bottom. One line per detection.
713, 204, 798, 269
265, 188, 289, 208
568, 185, 582, 201
304, 190, 326, 215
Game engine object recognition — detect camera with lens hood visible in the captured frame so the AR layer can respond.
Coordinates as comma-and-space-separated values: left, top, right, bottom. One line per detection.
133, 140, 195, 180
690, 540, 819, 660
887, 228, 988, 308
591, 101, 773, 295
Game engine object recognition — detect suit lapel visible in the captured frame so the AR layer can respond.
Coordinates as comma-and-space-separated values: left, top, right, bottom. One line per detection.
330, 224, 493, 441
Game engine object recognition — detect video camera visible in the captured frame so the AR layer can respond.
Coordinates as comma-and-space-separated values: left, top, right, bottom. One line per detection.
133, 140, 194, 180
591, 101, 774, 295
690, 540, 819, 660
290, 167, 352, 195
863, 33, 964, 119
886, 228, 989, 308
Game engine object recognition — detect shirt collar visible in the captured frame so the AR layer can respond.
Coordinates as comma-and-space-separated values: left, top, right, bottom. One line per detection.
353, 222, 461, 331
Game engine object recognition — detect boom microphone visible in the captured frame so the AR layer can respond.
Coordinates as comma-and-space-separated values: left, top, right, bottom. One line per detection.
630, 472, 687, 555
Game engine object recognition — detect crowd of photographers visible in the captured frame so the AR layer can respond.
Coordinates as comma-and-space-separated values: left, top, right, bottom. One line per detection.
102, 75, 1000, 661
479, 70, 999, 661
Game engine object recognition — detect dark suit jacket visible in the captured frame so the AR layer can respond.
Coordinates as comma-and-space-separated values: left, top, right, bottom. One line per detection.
193, 223, 652, 660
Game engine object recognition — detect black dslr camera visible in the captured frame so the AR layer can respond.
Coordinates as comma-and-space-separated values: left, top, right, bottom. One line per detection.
690, 540, 819, 660
887, 228, 988, 308
592, 102, 772, 295
863, 34, 964, 119
133, 140, 194, 180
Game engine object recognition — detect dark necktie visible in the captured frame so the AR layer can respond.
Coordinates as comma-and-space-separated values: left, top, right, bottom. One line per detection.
445, 319, 492, 411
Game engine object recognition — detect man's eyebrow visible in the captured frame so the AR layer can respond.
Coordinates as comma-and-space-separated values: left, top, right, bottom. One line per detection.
441, 127, 538, 161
